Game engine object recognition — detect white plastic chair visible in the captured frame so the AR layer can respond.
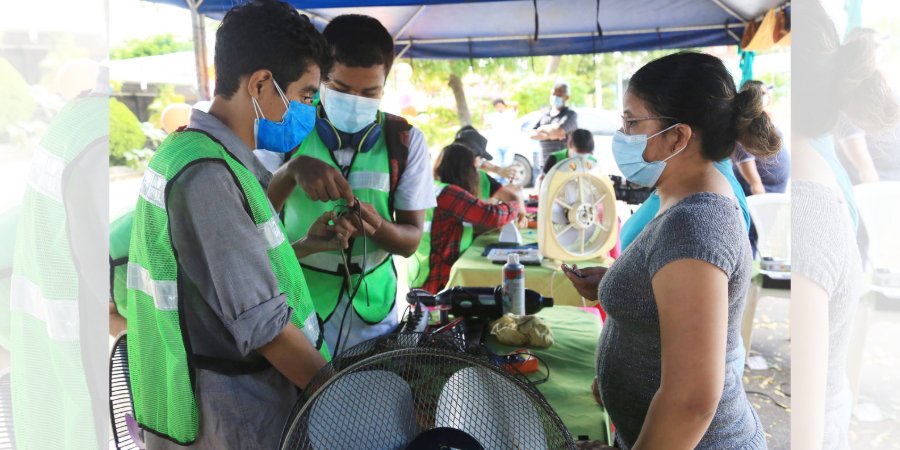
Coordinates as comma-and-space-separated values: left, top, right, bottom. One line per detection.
847, 182, 900, 407
741, 193, 791, 361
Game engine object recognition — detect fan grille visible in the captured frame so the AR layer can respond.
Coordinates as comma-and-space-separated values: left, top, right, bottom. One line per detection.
281, 333, 574, 450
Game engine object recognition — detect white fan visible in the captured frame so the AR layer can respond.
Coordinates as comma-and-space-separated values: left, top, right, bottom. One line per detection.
537, 155, 617, 261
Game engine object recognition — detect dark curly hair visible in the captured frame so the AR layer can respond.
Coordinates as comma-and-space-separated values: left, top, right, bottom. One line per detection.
213, 0, 332, 98
628, 52, 781, 160
323, 14, 395, 76
436, 144, 480, 196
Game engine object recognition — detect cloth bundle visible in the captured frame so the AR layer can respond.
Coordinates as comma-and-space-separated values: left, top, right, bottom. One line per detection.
489, 313, 555, 348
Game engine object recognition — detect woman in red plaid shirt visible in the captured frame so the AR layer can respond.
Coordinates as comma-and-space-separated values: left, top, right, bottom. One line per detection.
422, 144, 523, 294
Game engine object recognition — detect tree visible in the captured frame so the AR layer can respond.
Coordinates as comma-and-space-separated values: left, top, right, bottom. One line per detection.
111, 34, 193, 60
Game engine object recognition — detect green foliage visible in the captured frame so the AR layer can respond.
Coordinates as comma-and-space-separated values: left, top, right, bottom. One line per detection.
109, 98, 146, 166
147, 85, 186, 128
415, 106, 459, 151
0, 58, 36, 134
111, 34, 193, 60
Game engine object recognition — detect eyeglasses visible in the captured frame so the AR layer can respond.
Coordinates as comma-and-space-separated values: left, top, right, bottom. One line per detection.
621, 115, 675, 133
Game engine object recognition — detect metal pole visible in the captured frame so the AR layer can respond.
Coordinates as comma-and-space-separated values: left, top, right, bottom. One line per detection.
189, 0, 211, 101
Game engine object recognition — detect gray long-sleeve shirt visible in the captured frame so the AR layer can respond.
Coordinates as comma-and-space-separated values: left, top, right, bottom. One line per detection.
144, 110, 301, 450
596, 193, 766, 450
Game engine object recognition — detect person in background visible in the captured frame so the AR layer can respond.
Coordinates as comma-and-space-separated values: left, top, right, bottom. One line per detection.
731, 81, 790, 195
542, 128, 595, 176
267, 14, 434, 356
566, 52, 779, 449
410, 127, 527, 289
420, 143, 522, 294
454, 125, 518, 186
531, 81, 578, 161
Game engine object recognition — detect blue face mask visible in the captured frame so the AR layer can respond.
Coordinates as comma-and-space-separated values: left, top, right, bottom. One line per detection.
550, 95, 565, 109
252, 79, 316, 153
321, 86, 381, 134
612, 123, 684, 188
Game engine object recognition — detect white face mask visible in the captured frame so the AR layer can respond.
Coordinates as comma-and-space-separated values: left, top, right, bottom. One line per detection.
320, 86, 382, 133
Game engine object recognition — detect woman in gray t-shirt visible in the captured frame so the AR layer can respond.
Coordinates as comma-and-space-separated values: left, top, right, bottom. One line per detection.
566, 52, 781, 449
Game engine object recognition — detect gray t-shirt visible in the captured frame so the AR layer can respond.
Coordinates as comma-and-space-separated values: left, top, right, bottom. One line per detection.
144, 110, 302, 450
792, 180, 861, 450
596, 193, 766, 450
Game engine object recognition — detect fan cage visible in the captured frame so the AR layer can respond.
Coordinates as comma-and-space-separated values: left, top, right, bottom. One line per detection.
280, 333, 574, 450
109, 333, 140, 450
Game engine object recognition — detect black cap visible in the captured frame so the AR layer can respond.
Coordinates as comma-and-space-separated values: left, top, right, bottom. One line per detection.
453, 125, 492, 160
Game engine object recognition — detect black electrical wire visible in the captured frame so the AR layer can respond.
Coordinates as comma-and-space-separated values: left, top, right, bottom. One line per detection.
332, 199, 368, 356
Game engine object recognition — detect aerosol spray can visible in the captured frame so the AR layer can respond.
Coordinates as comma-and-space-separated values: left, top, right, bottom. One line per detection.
502, 253, 526, 315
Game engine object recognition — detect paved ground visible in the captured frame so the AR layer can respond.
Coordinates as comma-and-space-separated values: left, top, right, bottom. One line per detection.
746, 290, 900, 449
742, 294, 791, 449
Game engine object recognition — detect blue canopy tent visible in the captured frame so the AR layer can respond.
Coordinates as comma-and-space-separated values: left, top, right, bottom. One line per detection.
149, 0, 785, 98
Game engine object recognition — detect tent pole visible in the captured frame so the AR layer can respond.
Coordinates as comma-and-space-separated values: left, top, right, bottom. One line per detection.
393, 5, 426, 39
188, 0, 211, 101
393, 23, 746, 47
711, 0, 747, 23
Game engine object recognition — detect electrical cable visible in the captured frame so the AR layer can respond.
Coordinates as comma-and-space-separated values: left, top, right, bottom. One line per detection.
332, 198, 368, 356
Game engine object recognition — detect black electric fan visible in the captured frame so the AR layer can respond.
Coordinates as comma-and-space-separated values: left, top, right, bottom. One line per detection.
280, 333, 574, 450
109, 333, 144, 449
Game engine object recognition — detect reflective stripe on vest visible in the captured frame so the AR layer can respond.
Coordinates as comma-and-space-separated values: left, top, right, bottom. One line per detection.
9, 274, 78, 342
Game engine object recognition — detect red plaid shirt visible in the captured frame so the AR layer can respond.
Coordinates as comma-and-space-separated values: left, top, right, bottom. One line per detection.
422, 184, 520, 294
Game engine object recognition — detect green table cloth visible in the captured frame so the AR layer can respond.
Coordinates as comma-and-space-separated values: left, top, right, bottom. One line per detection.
486, 305, 611, 444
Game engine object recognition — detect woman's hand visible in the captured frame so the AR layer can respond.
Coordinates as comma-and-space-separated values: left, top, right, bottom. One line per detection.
563, 264, 607, 301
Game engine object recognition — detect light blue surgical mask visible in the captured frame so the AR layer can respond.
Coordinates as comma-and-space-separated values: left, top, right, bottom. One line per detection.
321, 86, 381, 133
612, 123, 685, 187
252, 79, 316, 153
550, 95, 565, 109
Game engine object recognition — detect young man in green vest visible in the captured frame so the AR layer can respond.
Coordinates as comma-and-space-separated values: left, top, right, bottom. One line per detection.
268, 15, 434, 355
541, 128, 596, 175
125, 2, 343, 448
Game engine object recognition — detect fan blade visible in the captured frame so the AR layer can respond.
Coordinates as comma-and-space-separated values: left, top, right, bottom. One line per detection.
577, 176, 585, 203
559, 224, 574, 236
593, 194, 607, 209
553, 197, 572, 210
580, 228, 585, 253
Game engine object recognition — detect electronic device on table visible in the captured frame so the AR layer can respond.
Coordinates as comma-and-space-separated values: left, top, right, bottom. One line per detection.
538, 155, 618, 262
608, 174, 654, 205
484, 246, 542, 265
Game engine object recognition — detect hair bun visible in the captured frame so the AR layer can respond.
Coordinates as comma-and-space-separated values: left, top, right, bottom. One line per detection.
732, 88, 781, 159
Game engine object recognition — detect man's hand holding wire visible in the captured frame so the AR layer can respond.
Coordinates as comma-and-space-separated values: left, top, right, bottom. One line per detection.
333, 200, 383, 238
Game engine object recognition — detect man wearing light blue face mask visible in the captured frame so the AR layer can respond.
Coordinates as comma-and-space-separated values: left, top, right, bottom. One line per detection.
268, 14, 435, 356
531, 81, 579, 161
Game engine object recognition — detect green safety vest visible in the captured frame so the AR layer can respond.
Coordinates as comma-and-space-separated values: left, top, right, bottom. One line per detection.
408, 170, 493, 289
125, 129, 327, 445
283, 119, 396, 325
109, 209, 133, 316
9, 94, 107, 449
550, 149, 569, 167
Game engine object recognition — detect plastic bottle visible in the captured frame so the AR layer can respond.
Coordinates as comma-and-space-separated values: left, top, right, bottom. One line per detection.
502, 253, 526, 315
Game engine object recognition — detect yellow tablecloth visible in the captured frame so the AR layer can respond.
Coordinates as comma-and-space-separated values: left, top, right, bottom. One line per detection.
445, 229, 613, 307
